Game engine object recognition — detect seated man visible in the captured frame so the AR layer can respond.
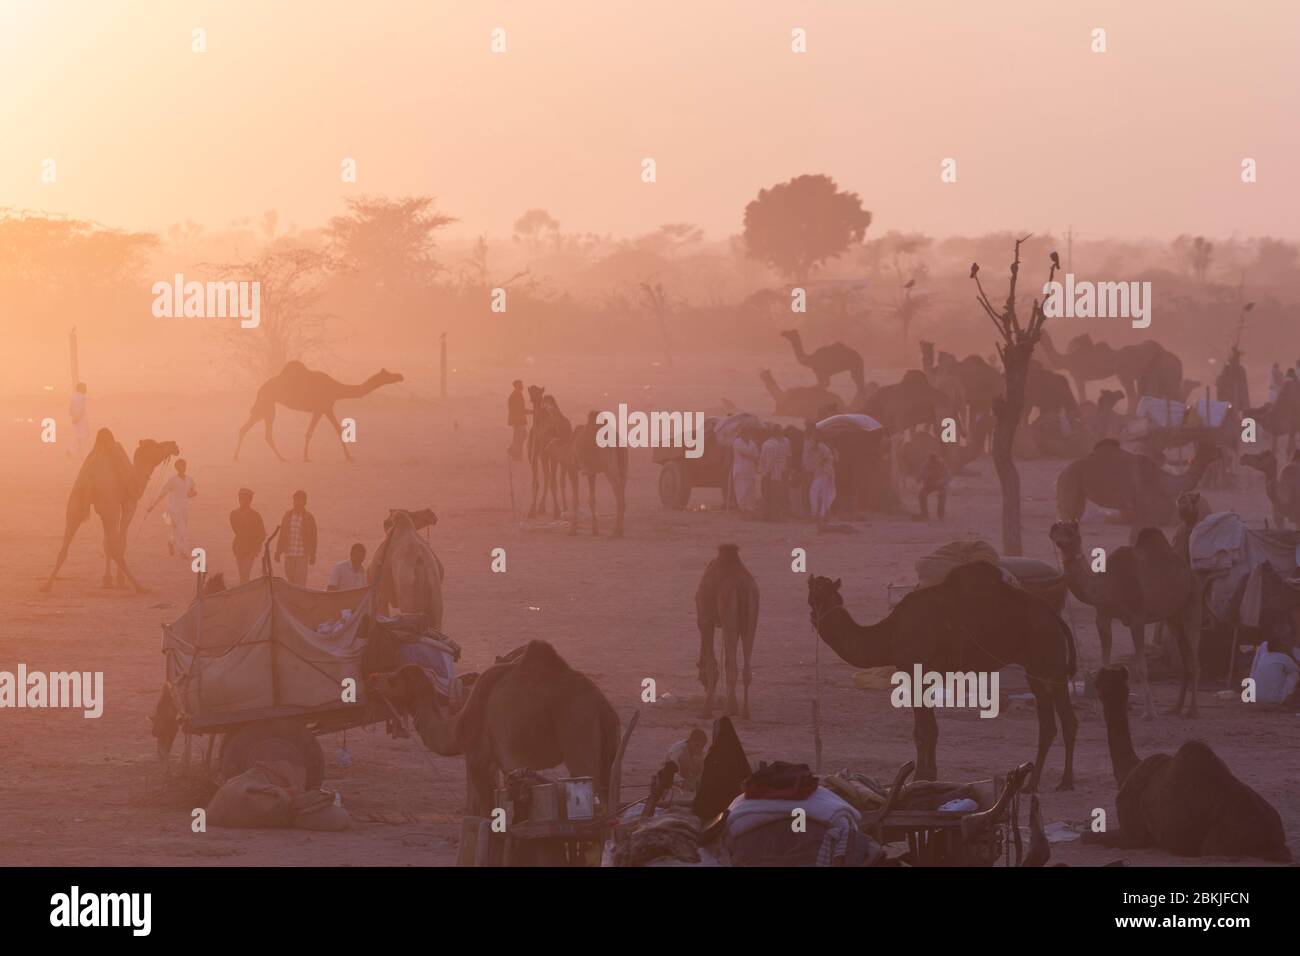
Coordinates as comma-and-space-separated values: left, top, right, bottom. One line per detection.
327, 543, 368, 591
666, 728, 709, 792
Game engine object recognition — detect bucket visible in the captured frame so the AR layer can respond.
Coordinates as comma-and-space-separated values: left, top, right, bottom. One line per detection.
562, 777, 595, 820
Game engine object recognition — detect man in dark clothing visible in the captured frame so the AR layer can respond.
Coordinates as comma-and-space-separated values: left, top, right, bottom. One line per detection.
917, 452, 950, 520
229, 487, 267, 584
274, 490, 317, 586
507, 379, 530, 461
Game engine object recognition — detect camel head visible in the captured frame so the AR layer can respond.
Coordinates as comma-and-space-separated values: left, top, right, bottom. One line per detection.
1176, 491, 1203, 526
807, 575, 844, 625
1048, 519, 1082, 555
135, 439, 180, 468
1093, 664, 1130, 705
372, 368, 404, 387
384, 508, 437, 533
1240, 450, 1276, 478
1066, 333, 1095, 354
528, 384, 545, 406
779, 329, 800, 344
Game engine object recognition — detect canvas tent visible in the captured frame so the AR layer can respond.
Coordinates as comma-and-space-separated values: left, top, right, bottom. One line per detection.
161, 577, 375, 723
1189, 511, 1300, 624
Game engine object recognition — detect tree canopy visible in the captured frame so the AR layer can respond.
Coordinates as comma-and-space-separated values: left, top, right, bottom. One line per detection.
742, 174, 872, 285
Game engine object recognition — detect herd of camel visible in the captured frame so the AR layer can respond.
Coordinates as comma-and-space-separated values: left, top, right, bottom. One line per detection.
34, 330, 1298, 864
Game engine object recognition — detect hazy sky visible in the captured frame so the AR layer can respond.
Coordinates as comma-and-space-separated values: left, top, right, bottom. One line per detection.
3, 0, 1296, 241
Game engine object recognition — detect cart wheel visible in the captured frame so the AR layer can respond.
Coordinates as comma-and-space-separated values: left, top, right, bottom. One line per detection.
658, 461, 691, 510
220, 721, 325, 790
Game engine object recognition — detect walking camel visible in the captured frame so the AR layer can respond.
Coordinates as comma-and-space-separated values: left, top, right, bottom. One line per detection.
695, 544, 760, 718
1049, 520, 1202, 718
233, 361, 404, 462
41, 429, 179, 593
779, 330, 865, 390
1056, 439, 1221, 531
807, 563, 1077, 792
758, 369, 843, 420
1084, 665, 1289, 861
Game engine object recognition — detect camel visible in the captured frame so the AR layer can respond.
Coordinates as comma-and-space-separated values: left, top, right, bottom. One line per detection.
1243, 377, 1300, 458
758, 369, 843, 419
526, 394, 575, 518
1024, 360, 1079, 425
898, 413, 991, 480
1056, 439, 1221, 530
234, 361, 403, 462
525, 385, 550, 515
928, 348, 1004, 429
568, 411, 628, 537
368, 509, 444, 629
379, 640, 621, 817
41, 429, 179, 593
1039, 332, 1183, 410
779, 329, 865, 390
918, 341, 968, 426
1241, 450, 1300, 528
1049, 520, 1201, 718
807, 562, 1077, 792
695, 545, 760, 718
859, 369, 953, 434
1084, 665, 1290, 861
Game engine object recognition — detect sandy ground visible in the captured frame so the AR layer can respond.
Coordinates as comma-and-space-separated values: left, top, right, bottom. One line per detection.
1, 354, 1296, 868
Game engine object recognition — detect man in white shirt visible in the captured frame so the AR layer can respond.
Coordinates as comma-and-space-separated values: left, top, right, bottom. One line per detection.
327, 543, 369, 591
148, 458, 197, 557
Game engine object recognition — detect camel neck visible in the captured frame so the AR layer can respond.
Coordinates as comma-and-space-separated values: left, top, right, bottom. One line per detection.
1057, 547, 1100, 605
1100, 693, 1140, 783
339, 376, 384, 399
812, 605, 895, 669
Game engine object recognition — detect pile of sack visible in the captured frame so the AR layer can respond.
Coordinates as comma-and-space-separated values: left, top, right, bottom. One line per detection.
206, 760, 351, 831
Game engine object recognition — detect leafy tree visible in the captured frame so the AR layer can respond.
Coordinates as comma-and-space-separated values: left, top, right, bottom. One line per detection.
326, 196, 455, 290
512, 208, 561, 249
742, 174, 872, 285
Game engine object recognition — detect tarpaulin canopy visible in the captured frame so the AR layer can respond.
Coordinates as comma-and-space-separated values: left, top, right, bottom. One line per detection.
1189, 511, 1300, 623
161, 577, 372, 722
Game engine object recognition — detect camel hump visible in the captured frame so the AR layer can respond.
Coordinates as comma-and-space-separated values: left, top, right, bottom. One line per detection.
1134, 526, 1173, 554
716, 543, 741, 564
517, 639, 571, 674
280, 360, 308, 375
1092, 438, 1122, 454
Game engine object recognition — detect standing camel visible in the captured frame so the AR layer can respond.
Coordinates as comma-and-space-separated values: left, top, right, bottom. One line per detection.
233, 361, 404, 462
1056, 439, 1221, 531
780, 330, 865, 390
695, 545, 760, 718
568, 411, 628, 537
41, 429, 179, 593
1243, 377, 1300, 459
525, 384, 548, 515
531, 395, 575, 519
807, 563, 1077, 792
1049, 520, 1201, 718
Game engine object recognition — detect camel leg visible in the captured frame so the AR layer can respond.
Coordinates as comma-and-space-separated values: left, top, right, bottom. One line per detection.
721, 622, 740, 717
303, 412, 322, 462
587, 474, 599, 536
741, 624, 755, 720
568, 468, 580, 535
234, 412, 262, 461
912, 707, 938, 781
698, 622, 718, 717
611, 477, 625, 538
1170, 596, 1202, 717
1054, 681, 1077, 791
99, 512, 117, 588
262, 411, 287, 462
527, 453, 543, 518
464, 755, 496, 817
547, 459, 562, 518
1025, 680, 1057, 794
1096, 610, 1114, 666
1129, 622, 1155, 719
324, 409, 352, 462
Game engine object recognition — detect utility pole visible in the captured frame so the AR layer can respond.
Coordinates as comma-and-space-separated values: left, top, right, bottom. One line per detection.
1066, 226, 1074, 273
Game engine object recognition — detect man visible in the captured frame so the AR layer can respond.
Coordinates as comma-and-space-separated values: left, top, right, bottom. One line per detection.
229, 488, 267, 584
759, 428, 789, 521
804, 425, 837, 532
69, 382, 91, 457
730, 427, 761, 514
148, 458, 197, 557
327, 543, 368, 591
506, 379, 530, 461
666, 729, 709, 792
275, 490, 317, 586
917, 452, 951, 520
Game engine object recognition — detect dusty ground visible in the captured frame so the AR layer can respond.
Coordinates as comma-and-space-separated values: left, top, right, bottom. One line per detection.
2, 354, 1296, 867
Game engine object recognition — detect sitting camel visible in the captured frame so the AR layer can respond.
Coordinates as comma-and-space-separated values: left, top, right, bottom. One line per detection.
234, 361, 403, 462
695, 545, 760, 718
379, 640, 621, 817
1241, 450, 1300, 529
567, 411, 628, 537
41, 429, 179, 593
1084, 665, 1290, 862
807, 563, 1077, 792
1049, 520, 1201, 718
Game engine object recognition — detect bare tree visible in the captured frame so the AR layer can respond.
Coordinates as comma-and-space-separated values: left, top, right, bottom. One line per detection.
205, 247, 338, 381
970, 237, 1058, 555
